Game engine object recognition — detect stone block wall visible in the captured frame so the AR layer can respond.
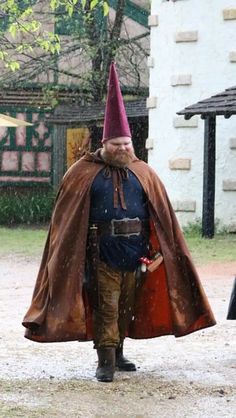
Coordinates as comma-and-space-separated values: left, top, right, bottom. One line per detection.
147, 0, 236, 230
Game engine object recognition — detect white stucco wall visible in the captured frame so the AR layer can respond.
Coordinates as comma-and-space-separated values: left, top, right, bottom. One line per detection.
148, 0, 236, 230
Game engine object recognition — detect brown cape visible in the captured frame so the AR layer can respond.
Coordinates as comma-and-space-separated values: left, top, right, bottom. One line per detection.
22, 151, 216, 342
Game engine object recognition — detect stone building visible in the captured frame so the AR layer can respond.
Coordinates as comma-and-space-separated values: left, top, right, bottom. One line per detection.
147, 0, 236, 231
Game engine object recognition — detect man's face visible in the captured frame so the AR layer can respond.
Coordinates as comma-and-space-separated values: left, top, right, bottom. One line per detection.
102, 136, 134, 167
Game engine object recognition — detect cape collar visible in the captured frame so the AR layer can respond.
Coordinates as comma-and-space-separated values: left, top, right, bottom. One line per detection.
83, 149, 139, 209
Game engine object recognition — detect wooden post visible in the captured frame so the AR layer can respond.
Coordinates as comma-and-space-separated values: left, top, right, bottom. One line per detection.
202, 115, 216, 238
52, 124, 67, 191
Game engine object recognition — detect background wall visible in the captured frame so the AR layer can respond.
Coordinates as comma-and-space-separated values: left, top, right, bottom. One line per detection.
147, 0, 236, 230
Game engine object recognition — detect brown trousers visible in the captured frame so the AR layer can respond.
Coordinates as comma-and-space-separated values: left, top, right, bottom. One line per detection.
93, 261, 136, 349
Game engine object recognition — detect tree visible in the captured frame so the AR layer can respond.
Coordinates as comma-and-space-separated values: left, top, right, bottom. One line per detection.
0, 0, 149, 103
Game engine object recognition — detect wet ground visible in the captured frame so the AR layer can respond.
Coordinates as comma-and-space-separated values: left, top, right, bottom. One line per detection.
0, 256, 236, 417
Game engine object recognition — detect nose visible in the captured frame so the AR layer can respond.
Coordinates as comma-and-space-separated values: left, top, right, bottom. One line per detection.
118, 144, 126, 150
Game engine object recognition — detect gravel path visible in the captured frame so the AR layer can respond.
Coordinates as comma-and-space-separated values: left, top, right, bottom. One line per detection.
0, 256, 235, 417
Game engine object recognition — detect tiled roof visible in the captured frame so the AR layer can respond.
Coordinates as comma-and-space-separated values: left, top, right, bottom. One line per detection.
0, 88, 83, 109
46, 98, 148, 124
178, 86, 236, 118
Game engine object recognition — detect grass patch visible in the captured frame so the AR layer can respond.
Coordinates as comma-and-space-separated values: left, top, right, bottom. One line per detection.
0, 227, 47, 258
0, 227, 235, 265
0, 404, 48, 418
185, 232, 236, 265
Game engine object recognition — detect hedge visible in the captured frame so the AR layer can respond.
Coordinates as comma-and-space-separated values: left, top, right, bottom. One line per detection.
0, 187, 56, 225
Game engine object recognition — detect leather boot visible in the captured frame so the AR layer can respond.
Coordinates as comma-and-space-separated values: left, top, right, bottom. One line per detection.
96, 347, 115, 382
116, 343, 136, 372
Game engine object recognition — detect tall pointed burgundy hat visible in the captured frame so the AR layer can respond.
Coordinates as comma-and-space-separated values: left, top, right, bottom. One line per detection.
102, 62, 131, 142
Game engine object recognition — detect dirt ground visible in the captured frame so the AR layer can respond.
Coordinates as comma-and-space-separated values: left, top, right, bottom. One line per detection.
0, 255, 235, 418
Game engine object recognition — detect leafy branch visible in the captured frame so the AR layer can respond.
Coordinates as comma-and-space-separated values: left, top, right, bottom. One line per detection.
0, 0, 150, 102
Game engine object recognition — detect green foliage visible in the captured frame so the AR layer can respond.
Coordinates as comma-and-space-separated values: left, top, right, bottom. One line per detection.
0, 0, 148, 102
41, 85, 60, 107
37, 33, 61, 54
182, 218, 225, 236
182, 218, 202, 236
90, 0, 99, 10
0, 0, 109, 70
103, 1, 109, 16
5, 61, 20, 71
49, 0, 109, 16
0, 188, 55, 225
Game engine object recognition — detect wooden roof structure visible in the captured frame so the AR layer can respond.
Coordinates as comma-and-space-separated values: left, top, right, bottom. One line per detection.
177, 86, 236, 119
0, 86, 148, 114
177, 86, 236, 238
47, 99, 148, 124
0, 87, 84, 109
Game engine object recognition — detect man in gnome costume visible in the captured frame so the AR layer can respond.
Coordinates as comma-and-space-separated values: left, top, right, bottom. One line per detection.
22, 62, 216, 383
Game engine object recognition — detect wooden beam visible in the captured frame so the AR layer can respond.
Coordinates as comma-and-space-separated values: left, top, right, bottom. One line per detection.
202, 116, 216, 238
109, 0, 149, 28
52, 124, 67, 191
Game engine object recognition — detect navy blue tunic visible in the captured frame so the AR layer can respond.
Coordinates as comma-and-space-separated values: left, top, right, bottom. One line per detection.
89, 168, 149, 271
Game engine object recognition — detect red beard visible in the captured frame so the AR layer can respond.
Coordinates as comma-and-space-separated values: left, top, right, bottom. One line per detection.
102, 149, 135, 168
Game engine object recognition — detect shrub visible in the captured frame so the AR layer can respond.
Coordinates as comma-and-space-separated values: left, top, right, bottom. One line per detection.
0, 187, 56, 225
182, 218, 202, 236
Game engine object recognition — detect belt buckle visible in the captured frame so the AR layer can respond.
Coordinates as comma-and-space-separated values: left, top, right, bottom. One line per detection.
110, 217, 141, 237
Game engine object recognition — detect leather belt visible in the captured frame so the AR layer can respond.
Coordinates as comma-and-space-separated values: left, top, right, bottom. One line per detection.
89, 217, 149, 238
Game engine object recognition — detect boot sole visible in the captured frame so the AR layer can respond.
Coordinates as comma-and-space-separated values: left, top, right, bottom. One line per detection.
116, 366, 137, 372
96, 370, 114, 382
96, 377, 114, 382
